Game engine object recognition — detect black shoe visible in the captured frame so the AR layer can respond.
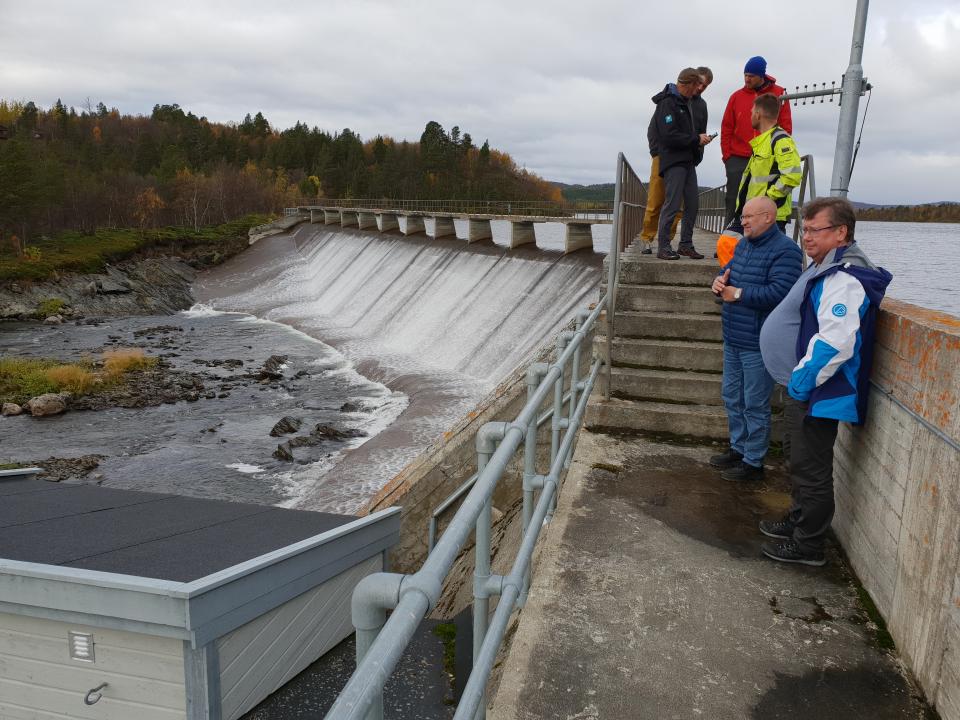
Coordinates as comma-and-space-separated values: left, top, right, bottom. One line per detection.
678, 247, 704, 259
759, 518, 794, 539
641, 247, 652, 255
656, 249, 680, 260
709, 448, 743, 468
761, 539, 826, 567
721, 461, 764, 482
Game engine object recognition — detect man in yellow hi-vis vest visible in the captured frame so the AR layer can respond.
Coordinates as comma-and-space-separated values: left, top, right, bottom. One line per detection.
733, 93, 802, 231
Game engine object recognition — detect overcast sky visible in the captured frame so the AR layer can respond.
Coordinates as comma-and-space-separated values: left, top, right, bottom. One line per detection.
2, 0, 957, 204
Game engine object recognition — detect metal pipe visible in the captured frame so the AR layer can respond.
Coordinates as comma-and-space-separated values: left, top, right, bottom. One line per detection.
351, 572, 405, 720
831, 0, 870, 197
551, 332, 572, 465
457, 474, 558, 719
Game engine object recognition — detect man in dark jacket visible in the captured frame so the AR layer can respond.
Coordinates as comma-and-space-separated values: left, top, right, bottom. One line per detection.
710, 197, 802, 481
641, 67, 712, 254
653, 68, 714, 260
757, 197, 892, 566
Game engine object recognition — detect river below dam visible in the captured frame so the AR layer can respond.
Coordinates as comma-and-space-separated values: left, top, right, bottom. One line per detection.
2, 218, 955, 512
1, 225, 603, 513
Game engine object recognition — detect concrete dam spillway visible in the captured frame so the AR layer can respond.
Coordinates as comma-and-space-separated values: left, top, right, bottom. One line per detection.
194, 222, 604, 512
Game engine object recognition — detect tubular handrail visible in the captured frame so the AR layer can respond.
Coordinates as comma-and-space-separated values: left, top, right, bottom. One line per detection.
695, 153, 817, 240
427, 385, 579, 553
604, 153, 647, 400
324, 298, 608, 720
286, 198, 614, 220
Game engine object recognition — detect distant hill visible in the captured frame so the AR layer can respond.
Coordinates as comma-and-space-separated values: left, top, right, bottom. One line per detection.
555, 181, 721, 204
554, 182, 615, 203
854, 201, 960, 223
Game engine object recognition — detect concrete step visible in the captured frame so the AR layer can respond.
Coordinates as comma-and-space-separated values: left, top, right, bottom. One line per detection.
603, 256, 719, 287
586, 396, 728, 439
599, 367, 724, 406
596, 336, 723, 373
613, 284, 721, 315
600, 310, 722, 341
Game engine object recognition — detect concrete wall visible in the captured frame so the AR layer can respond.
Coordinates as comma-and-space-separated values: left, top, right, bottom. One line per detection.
832, 298, 960, 720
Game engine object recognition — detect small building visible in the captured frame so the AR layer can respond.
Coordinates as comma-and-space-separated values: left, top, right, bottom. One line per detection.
0, 468, 400, 719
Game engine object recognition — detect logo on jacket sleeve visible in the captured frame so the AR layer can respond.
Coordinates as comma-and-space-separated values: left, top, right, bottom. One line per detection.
831, 303, 847, 317
665, 115, 673, 123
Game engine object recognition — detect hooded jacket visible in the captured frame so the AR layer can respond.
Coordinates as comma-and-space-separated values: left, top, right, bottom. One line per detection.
720, 223, 802, 350
652, 84, 699, 175
720, 75, 792, 162
788, 243, 893, 424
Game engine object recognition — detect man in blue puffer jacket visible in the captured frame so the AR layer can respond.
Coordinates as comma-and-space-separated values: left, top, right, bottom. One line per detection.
758, 197, 892, 566
710, 196, 802, 481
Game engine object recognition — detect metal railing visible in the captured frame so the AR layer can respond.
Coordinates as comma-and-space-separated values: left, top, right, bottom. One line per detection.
324, 299, 607, 720
604, 152, 646, 399
694, 154, 818, 239
286, 198, 614, 220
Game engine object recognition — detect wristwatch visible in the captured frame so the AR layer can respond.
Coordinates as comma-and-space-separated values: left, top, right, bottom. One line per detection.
734, 288, 742, 301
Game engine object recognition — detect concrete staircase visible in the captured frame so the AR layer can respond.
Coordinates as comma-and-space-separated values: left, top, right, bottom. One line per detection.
587, 238, 729, 440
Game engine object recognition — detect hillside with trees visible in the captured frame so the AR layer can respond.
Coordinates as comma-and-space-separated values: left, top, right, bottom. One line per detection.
0, 100, 560, 247
855, 203, 960, 223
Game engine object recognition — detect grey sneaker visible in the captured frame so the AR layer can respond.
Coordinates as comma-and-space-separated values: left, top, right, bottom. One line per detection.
759, 518, 794, 539
761, 539, 826, 567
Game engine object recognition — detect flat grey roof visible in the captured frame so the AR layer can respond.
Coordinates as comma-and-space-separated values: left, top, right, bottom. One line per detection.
0, 478, 353, 583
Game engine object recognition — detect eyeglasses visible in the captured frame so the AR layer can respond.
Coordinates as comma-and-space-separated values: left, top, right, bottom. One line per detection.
801, 224, 839, 235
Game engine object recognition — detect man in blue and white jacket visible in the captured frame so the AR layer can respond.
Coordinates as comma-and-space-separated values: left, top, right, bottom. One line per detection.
758, 197, 892, 566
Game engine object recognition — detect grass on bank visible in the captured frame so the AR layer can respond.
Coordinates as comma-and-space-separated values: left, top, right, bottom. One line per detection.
0, 349, 157, 405
0, 214, 273, 283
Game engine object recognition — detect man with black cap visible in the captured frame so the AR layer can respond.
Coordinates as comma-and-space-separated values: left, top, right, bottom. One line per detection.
652, 68, 714, 260
720, 56, 792, 225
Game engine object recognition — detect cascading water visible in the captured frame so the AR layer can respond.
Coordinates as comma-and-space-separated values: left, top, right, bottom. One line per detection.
194, 221, 604, 511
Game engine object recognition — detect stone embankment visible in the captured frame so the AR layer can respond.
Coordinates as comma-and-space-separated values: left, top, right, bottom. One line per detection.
0, 257, 198, 321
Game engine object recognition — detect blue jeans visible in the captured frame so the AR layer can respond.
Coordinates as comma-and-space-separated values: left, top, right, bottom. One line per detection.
721, 344, 775, 467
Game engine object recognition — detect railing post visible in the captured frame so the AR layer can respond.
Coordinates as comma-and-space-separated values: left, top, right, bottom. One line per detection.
473, 422, 507, 720
605, 154, 625, 400
566, 311, 588, 468
522, 363, 548, 601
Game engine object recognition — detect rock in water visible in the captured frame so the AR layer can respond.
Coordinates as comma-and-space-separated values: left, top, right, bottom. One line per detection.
26, 393, 70, 417
273, 442, 295, 462
270, 416, 303, 437
2, 403, 23, 416
44, 315, 63, 324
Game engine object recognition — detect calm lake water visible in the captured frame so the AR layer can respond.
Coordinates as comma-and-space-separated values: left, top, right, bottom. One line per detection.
847, 221, 959, 317
450, 219, 958, 316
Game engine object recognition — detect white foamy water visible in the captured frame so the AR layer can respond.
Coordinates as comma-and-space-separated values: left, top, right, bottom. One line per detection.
194, 226, 603, 510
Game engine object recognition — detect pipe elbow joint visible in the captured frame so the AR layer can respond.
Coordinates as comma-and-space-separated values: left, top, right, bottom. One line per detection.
477, 421, 509, 454
352, 572, 404, 630
527, 362, 550, 385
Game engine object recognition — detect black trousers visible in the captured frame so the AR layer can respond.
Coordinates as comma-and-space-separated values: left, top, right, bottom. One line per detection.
785, 395, 839, 554
724, 156, 749, 225
658, 165, 698, 251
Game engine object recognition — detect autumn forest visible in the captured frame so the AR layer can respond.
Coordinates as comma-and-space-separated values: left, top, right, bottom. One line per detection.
0, 99, 561, 246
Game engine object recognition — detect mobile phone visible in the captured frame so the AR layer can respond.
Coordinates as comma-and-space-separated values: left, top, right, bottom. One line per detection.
708, 132, 718, 139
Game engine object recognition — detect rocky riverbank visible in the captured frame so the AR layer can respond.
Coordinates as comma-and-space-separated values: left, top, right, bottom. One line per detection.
1, 312, 406, 508
0, 257, 198, 321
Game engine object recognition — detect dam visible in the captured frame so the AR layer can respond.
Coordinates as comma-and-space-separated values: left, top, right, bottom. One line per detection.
193, 220, 605, 512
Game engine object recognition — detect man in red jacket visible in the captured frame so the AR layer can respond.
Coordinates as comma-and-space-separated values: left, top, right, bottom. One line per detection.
721, 56, 792, 225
